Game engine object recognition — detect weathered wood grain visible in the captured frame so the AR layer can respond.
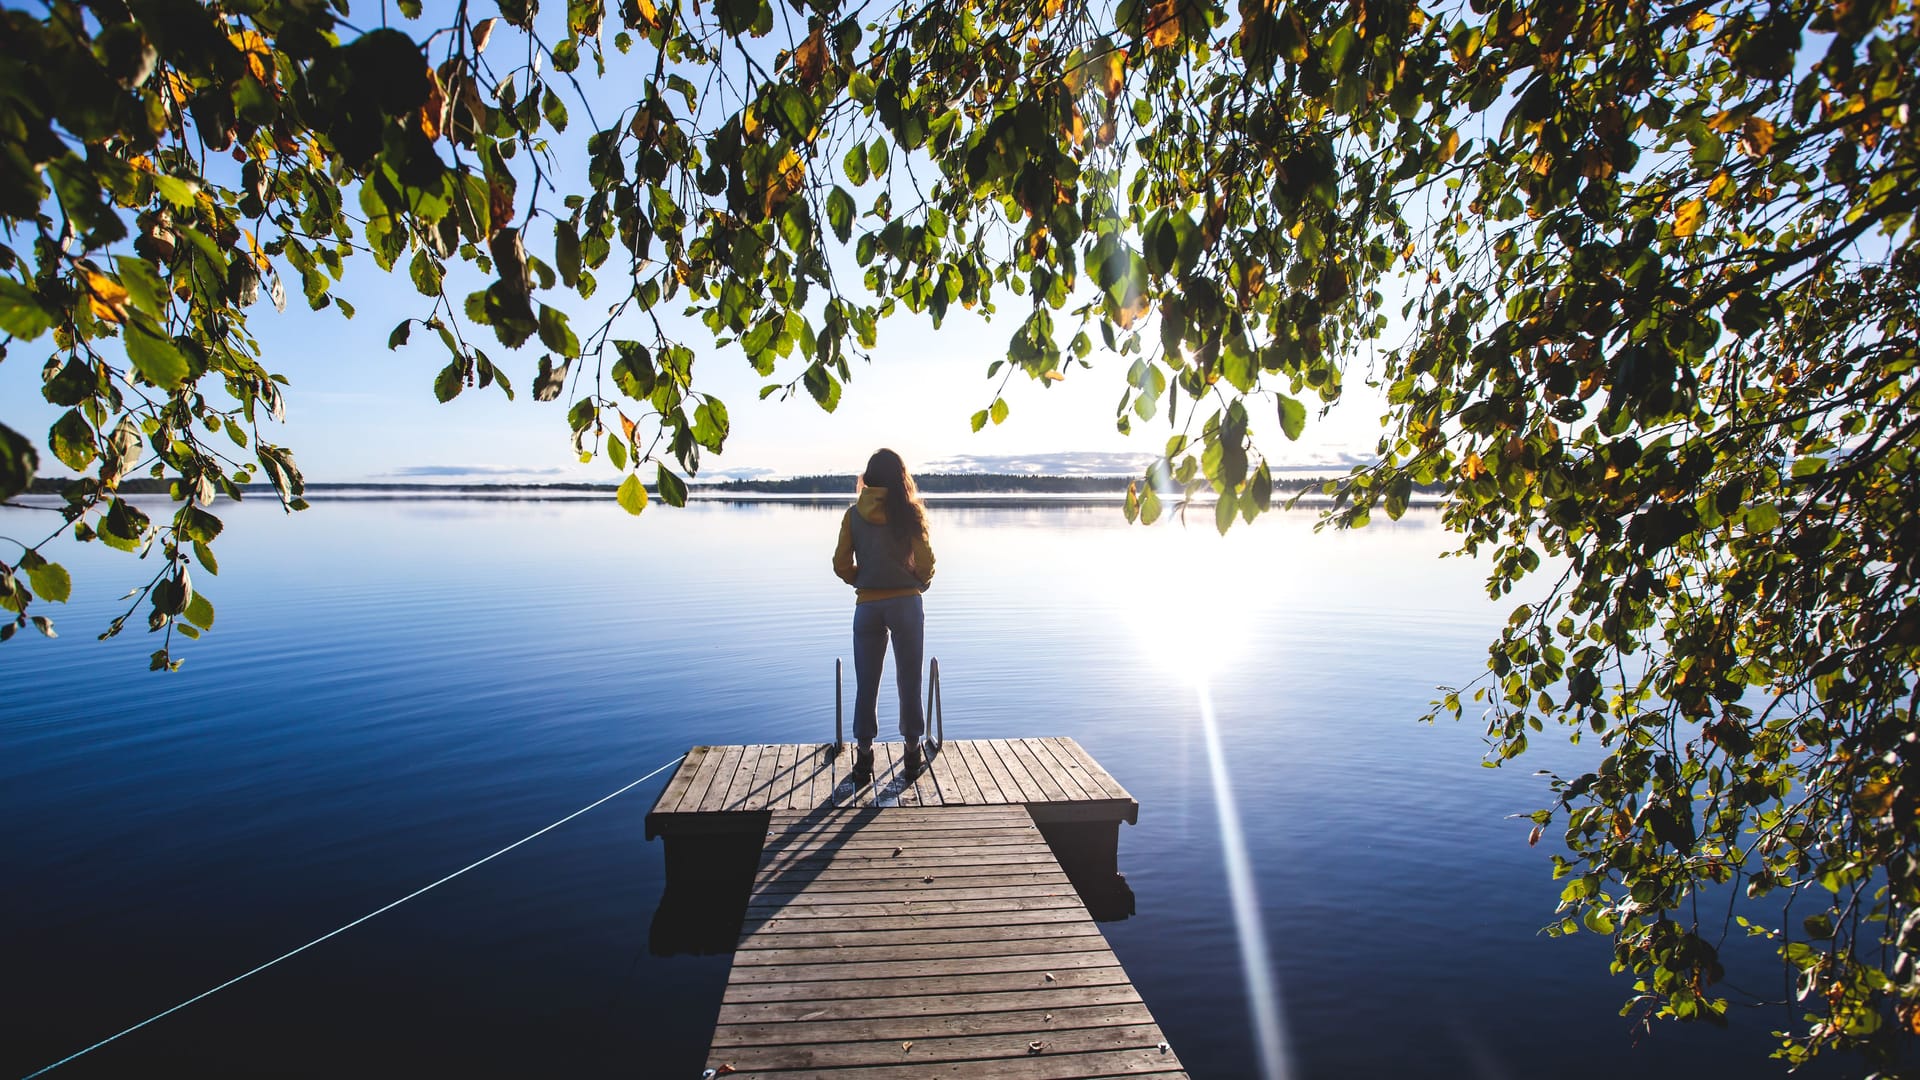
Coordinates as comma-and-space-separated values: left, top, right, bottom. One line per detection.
707, 804, 1182, 1077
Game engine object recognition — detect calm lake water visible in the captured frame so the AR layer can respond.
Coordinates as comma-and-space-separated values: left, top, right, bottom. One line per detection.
2, 497, 1837, 1078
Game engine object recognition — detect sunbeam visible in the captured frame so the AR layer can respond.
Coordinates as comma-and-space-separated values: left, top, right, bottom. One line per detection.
1197, 678, 1294, 1080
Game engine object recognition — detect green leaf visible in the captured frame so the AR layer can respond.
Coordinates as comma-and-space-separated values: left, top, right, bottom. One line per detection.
388, 321, 412, 350
538, 305, 581, 357
990, 397, 1009, 425
1745, 502, 1781, 533
435, 360, 464, 402
607, 433, 627, 470
20, 553, 71, 603
0, 422, 37, 502
1582, 907, 1616, 935
617, 471, 648, 514
192, 540, 219, 575
409, 249, 442, 296
868, 139, 889, 177
656, 464, 688, 506
843, 143, 870, 186
1277, 394, 1306, 440
970, 409, 988, 433
124, 319, 189, 390
184, 590, 215, 630
826, 186, 855, 243
555, 221, 581, 287
49, 410, 96, 471
803, 364, 841, 412
0, 277, 53, 339
152, 174, 198, 208
113, 256, 168, 317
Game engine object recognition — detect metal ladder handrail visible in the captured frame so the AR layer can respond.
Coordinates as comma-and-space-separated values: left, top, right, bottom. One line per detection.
833, 655, 943, 751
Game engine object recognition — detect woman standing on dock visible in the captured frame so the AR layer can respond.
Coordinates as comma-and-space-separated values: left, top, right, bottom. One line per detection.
832, 449, 936, 782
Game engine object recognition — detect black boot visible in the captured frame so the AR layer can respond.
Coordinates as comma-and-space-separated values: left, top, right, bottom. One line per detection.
851, 744, 874, 783
904, 740, 922, 776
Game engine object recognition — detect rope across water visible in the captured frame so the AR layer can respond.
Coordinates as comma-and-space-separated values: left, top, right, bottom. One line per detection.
22, 753, 688, 1079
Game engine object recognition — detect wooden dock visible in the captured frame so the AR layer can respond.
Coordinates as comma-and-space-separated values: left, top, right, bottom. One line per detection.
644, 738, 1138, 838
645, 739, 1183, 1076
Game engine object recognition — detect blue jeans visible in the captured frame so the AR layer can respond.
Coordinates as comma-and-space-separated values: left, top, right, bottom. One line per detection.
852, 594, 924, 746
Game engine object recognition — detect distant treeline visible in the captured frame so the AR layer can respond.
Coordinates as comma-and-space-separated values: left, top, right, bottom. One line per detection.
713, 473, 1128, 493
23, 472, 1444, 498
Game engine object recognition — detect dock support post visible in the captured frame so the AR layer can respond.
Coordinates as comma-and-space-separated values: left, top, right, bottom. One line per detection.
834, 658, 843, 752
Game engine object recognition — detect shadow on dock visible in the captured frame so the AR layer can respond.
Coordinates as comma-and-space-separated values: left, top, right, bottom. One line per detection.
648, 807, 1134, 955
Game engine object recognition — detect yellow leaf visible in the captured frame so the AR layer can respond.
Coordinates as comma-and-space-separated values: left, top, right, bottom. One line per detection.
1687, 10, 1715, 31
618, 410, 638, 441
420, 67, 446, 140
761, 149, 806, 218
1439, 128, 1459, 162
1707, 171, 1733, 200
1146, 0, 1182, 48
1100, 49, 1128, 97
630, 0, 658, 28
129, 155, 154, 173
1673, 199, 1706, 236
1115, 284, 1150, 329
1740, 116, 1775, 157
1063, 104, 1085, 148
1043, 371, 1065, 382
84, 269, 130, 323
741, 108, 761, 139
229, 29, 271, 82
1460, 450, 1486, 480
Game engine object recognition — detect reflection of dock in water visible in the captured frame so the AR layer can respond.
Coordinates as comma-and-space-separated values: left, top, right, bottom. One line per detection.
645, 738, 1185, 1077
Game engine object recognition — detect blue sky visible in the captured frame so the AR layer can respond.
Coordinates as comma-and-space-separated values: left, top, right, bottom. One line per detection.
3, 233, 1389, 484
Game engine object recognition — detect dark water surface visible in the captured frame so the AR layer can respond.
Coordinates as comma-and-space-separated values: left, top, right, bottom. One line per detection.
2, 499, 1830, 1077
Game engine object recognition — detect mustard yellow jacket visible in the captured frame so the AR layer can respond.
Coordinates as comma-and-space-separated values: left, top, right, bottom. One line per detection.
833, 486, 936, 603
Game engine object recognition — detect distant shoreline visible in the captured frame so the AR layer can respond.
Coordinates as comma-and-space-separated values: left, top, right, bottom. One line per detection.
19, 471, 1442, 505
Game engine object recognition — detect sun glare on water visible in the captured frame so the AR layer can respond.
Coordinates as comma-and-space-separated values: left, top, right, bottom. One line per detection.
1068, 517, 1298, 1080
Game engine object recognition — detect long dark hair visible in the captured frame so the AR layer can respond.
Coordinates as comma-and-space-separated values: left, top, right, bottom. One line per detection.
862, 448, 927, 543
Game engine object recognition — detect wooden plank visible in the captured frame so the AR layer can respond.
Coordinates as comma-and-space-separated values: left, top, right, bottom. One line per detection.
712, 1000, 1162, 1046
777, 744, 805, 811
952, 741, 1012, 806
648, 745, 710, 816
690, 744, 747, 813
747, 880, 1082, 910
794, 737, 825, 807
734, 743, 776, 812
722, 965, 1136, 1003
982, 738, 1048, 804
722, 947, 1125, 987
929, 741, 983, 806
732, 933, 1111, 968
733, 922, 1101, 951
1006, 737, 1075, 803
1024, 737, 1094, 801
761, 743, 795, 811
1050, 737, 1134, 803
740, 907, 1096, 936
718, 982, 1143, 1021
747, 863, 1069, 889
678, 743, 739, 814
724, 743, 768, 811
708, 1022, 1171, 1069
